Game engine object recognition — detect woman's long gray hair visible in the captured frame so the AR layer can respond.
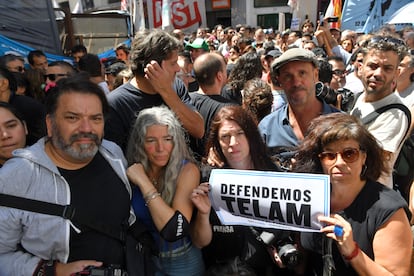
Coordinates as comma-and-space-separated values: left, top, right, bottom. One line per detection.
126, 105, 194, 205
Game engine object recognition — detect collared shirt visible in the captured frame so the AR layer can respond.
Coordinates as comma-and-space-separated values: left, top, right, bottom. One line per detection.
258, 100, 340, 148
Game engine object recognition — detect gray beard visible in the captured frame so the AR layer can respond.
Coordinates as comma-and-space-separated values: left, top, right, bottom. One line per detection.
51, 121, 101, 161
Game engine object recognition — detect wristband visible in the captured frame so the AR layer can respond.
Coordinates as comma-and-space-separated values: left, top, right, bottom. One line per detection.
344, 242, 360, 261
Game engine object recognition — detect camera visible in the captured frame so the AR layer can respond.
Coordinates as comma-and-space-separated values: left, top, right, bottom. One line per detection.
259, 230, 302, 270
73, 266, 127, 276
315, 82, 355, 112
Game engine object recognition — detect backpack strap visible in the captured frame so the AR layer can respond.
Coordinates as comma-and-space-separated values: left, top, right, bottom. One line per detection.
360, 103, 412, 148
0, 193, 126, 242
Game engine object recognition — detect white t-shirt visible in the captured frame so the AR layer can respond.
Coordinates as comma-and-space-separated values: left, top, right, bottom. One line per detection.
351, 92, 410, 188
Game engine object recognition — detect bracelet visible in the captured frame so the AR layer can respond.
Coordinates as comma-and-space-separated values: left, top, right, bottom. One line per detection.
143, 190, 158, 201
145, 192, 161, 206
344, 242, 360, 261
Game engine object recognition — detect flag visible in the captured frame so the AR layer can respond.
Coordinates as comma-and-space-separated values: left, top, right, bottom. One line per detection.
133, 0, 146, 31
325, 0, 342, 29
161, 0, 172, 31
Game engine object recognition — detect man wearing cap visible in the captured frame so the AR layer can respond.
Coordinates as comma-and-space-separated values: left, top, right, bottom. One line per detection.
185, 37, 209, 63
258, 48, 340, 149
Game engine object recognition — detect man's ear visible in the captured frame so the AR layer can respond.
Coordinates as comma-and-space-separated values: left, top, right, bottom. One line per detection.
0, 78, 9, 91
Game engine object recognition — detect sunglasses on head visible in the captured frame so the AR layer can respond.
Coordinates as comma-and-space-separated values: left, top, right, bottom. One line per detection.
318, 148, 361, 164
44, 73, 68, 81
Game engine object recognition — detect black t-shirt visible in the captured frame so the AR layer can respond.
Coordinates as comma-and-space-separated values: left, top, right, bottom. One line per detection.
105, 78, 193, 152
189, 93, 235, 159
59, 152, 130, 267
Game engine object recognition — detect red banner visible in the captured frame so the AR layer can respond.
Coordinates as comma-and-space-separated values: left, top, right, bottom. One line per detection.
149, 0, 204, 30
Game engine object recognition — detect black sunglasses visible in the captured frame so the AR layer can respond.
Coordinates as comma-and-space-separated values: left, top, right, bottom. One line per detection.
44, 73, 68, 81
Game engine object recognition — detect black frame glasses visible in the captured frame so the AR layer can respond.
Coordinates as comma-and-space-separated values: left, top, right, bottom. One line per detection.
318, 148, 361, 164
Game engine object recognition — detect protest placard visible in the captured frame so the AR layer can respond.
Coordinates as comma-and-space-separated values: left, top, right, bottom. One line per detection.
209, 169, 330, 232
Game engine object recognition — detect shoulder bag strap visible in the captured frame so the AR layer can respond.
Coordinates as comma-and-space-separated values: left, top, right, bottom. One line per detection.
0, 193, 126, 242
360, 103, 411, 148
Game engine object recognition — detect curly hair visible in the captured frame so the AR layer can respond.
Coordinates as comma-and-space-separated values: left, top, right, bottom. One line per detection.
242, 78, 273, 123
293, 113, 387, 182
126, 106, 195, 205
227, 52, 263, 93
361, 35, 408, 62
205, 105, 276, 171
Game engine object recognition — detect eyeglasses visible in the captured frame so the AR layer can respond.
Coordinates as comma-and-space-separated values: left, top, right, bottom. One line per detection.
332, 69, 346, 76
318, 148, 361, 164
369, 36, 406, 47
44, 73, 68, 81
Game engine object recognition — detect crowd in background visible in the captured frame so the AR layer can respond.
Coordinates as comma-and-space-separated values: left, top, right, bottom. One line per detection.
0, 16, 414, 275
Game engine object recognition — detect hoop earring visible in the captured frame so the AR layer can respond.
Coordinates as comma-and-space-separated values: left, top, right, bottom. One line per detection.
360, 164, 367, 178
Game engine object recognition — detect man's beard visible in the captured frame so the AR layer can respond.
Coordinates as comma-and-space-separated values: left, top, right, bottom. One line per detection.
51, 121, 101, 161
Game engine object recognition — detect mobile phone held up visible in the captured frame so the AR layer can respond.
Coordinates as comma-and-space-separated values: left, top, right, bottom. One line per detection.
328, 16, 339, 23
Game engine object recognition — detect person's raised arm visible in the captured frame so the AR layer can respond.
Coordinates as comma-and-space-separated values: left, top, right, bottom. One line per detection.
144, 60, 204, 139
190, 183, 213, 248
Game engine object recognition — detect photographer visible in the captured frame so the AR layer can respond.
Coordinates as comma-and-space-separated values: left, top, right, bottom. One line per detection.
316, 57, 355, 112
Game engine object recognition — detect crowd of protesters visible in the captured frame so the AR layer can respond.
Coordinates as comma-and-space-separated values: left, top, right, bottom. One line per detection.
0, 15, 414, 275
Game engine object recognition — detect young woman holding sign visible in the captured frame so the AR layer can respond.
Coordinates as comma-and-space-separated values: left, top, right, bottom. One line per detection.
293, 113, 412, 275
190, 106, 299, 275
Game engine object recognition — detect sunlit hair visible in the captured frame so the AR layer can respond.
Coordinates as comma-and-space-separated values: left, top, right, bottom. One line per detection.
242, 78, 273, 123
205, 105, 276, 171
293, 113, 387, 181
129, 29, 180, 76
46, 74, 109, 117
126, 106, 195, 205
361, 35, 408, 62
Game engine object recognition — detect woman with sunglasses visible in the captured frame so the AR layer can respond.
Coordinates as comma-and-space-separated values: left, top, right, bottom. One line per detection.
293, 113, 412, 275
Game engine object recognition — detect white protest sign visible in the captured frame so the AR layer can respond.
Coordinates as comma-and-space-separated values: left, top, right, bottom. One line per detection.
209, 169, 330, 232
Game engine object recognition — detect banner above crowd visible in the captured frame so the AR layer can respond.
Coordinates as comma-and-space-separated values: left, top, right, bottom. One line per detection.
146, 0, 207, 33
341, 0, 412, 33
